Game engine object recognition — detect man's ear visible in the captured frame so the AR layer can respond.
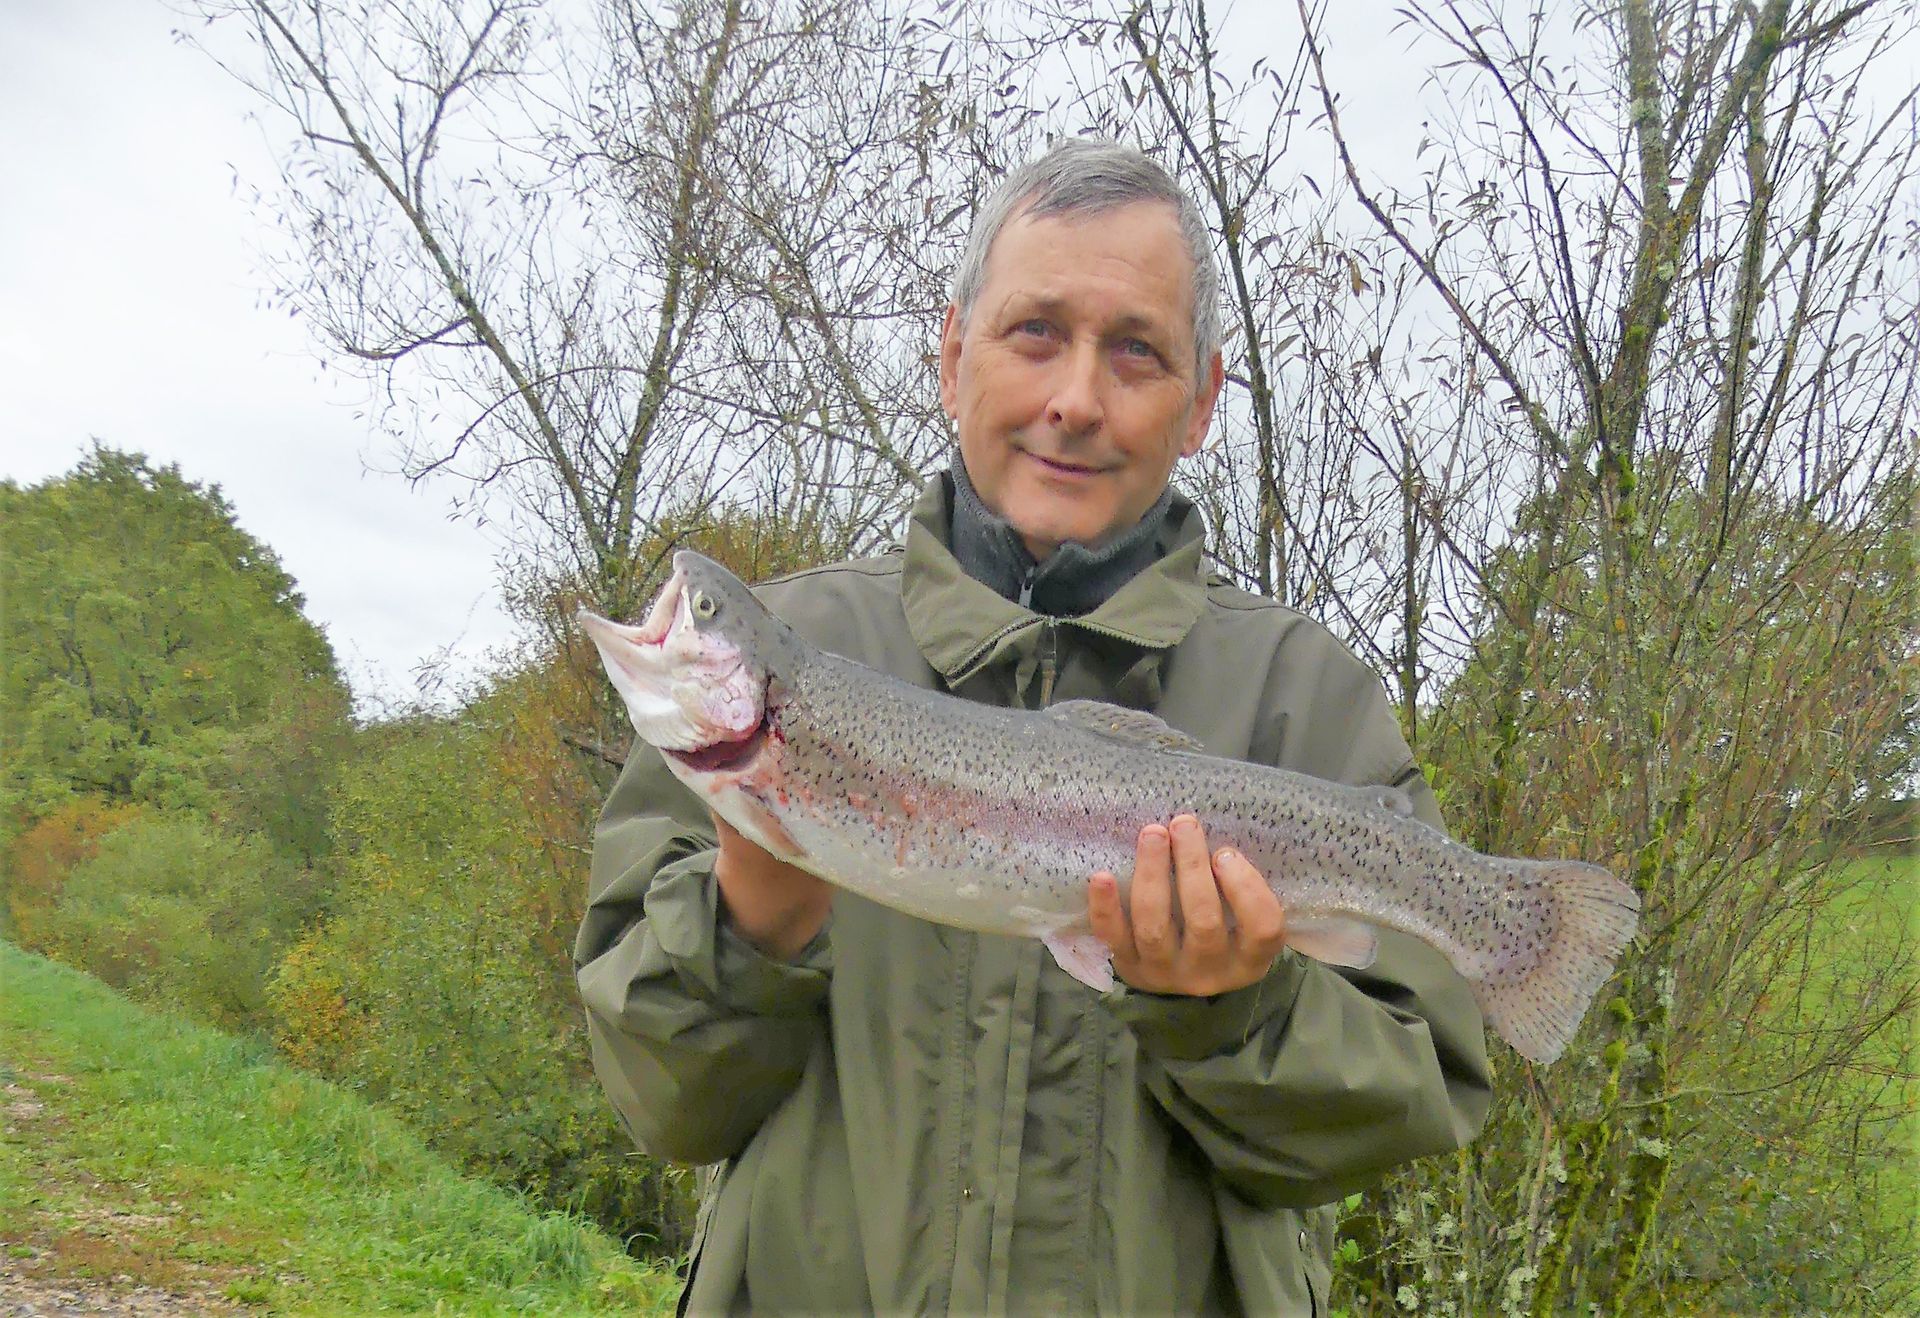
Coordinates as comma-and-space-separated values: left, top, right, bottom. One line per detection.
1182, 350, 1226, 457
938, 304, 963, 421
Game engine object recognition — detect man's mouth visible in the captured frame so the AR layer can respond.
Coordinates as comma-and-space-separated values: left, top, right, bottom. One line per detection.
1022, 450, 1107, 477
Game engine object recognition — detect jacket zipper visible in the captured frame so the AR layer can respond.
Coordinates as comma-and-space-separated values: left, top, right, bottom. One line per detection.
1066, 616, 1163, 647
953, 563, 1165, 697
1017, 565, 1062, 707
1037, 619, 1058, 707
951, 616, 1040, 685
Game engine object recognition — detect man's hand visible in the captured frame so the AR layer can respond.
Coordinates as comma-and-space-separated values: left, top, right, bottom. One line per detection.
1087, 814, 1288, 997
712, 814, 832, 961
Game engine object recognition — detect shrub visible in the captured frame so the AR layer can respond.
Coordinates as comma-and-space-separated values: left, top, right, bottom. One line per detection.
270, 704, 695, 1257
38, 811, 326, 1032
1, 796, 143, 944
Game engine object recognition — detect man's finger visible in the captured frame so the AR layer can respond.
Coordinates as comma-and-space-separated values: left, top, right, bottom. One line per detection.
1129, 824, 1176, 967
1087, 872, 1136, 964
1168, 815, 1228, 958
1214, 846, 1287, 962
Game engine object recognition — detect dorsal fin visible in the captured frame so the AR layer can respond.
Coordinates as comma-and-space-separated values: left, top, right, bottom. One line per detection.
1047, 700, 1205, 753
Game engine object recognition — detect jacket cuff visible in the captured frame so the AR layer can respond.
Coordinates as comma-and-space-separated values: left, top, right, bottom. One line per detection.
1104, 950, 1311, 1061
645, 852, 832, 1017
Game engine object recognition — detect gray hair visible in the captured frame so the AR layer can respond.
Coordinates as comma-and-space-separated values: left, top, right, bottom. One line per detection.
951, 138, 1222, 370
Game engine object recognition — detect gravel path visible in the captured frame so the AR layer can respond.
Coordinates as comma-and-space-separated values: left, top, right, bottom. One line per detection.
0, 1258, 232, 1317
2, 1075, 234, 1317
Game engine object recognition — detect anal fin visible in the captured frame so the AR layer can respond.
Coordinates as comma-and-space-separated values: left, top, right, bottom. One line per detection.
1042, 926, 1116, 992
1285, 916, 1379, 969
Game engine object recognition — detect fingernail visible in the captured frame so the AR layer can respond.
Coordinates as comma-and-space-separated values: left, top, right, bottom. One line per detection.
1215, 848, 1237, 866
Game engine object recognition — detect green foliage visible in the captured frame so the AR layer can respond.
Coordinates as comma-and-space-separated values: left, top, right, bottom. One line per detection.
0, 796, 143, 945
270, 700, 695, 1257
0, 446, 352, 1040
0, 445, 698, 1262
1566, 852, 1916, 1311
1337, 467, 1917, 1314
0, 445, 350, 855
0, 941, 676, 1313
32, 810, 326, 1033
205, 679, 356, 865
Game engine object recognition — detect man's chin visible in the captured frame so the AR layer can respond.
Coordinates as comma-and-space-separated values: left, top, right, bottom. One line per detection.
1003, 504, 1113, 560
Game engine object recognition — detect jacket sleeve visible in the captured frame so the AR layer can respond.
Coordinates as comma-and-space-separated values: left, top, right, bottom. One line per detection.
573, 743, 832, 1167
1102, 654, 1493, 1210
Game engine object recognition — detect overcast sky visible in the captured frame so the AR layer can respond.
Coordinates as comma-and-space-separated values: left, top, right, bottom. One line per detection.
9, 3, 1904, 716
0, 0, 1295, 715
1, 0, 517, 713
0, 0, 1424, 719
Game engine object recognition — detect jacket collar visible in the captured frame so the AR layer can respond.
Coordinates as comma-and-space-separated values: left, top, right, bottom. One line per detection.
900, 474, 1211, 687
948, 461, 1177, 616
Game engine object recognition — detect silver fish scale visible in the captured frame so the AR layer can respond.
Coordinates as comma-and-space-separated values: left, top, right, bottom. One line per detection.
765, 650, 1553, 974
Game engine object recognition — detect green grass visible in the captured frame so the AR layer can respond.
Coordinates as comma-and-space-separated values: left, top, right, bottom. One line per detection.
1799, 849, 1918, 1244
0, 941, 678, 1314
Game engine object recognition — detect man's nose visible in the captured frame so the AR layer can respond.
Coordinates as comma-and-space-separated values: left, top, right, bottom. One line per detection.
1046, 341, 1104, 436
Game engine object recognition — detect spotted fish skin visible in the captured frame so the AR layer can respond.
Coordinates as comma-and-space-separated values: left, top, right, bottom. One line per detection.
580, 551, 1640, 1064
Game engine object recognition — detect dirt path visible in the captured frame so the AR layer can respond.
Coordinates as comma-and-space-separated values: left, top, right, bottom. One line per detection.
0, 1258, 232, 1317
1, 1079, 236, 1318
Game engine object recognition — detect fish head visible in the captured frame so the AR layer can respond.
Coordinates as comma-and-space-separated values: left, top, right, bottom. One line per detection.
577, 550, 796, 758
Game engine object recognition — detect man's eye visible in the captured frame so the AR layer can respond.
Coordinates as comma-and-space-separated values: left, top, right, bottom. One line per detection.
1120, 338, 1160, 361
1015, 319, 1052, 337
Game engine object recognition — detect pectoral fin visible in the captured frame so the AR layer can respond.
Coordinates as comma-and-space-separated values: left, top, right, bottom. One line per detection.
1285, 916, 1379, 969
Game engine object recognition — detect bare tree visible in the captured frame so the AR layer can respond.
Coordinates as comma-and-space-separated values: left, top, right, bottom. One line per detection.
1280, 0, 1918, 1310
176, 1, 1048, 628
986, 0, 1917, 1307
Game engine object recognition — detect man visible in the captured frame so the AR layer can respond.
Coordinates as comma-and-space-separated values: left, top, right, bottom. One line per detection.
575, 139, 1491, 1315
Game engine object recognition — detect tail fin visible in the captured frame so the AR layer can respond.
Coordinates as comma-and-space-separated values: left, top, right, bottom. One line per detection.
1473, 861, 1640, 1064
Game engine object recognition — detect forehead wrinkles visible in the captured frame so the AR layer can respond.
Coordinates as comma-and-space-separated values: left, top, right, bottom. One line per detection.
974, 210, 1194, 345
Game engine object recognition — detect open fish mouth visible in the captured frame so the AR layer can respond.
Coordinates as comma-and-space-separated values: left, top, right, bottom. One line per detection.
631, 564, 689, 645
576, 565, 766, 753
667, 716, 770, 773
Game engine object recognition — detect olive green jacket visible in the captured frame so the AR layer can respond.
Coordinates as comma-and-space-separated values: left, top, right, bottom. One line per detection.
575, 480, 1491, 1316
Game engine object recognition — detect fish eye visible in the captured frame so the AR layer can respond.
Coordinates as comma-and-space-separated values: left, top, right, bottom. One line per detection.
690, 590, 717, 620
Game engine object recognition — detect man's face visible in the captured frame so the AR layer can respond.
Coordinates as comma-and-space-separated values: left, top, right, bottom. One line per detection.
939, 201, 1224, 560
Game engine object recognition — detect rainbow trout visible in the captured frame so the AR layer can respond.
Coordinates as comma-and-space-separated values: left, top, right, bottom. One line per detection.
580, 551, 1639, 1063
